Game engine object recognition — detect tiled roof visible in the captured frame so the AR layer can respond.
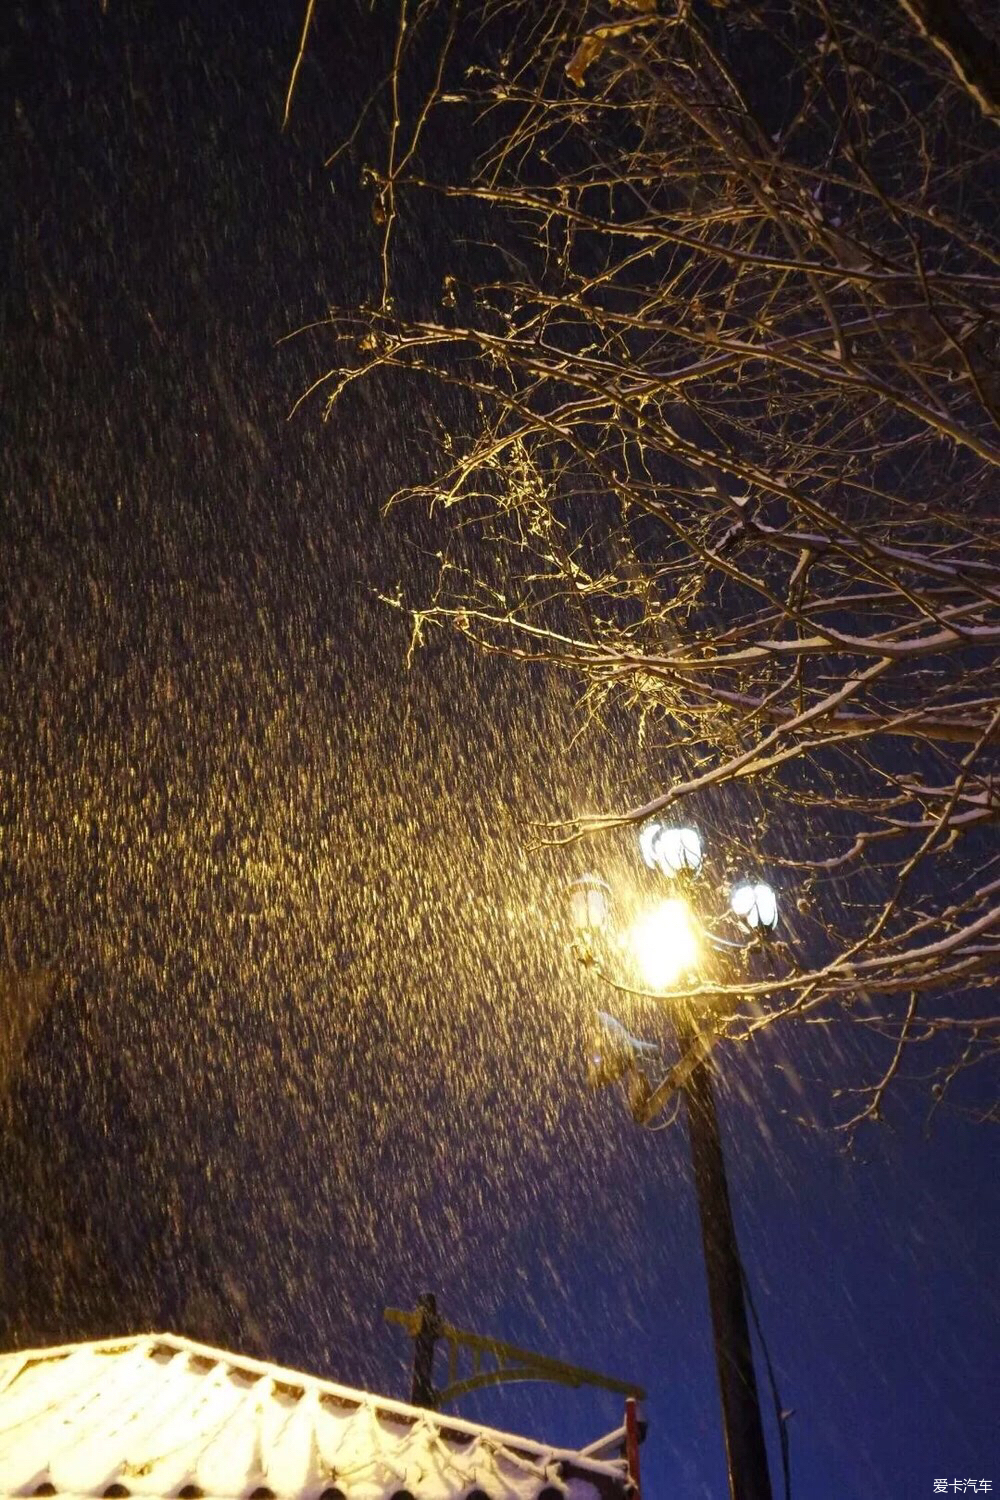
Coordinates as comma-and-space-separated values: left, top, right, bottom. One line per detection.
0, 1335, 629, 1500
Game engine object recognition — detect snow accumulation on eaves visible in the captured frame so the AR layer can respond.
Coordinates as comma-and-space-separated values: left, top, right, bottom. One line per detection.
0, 1334, 630, 1500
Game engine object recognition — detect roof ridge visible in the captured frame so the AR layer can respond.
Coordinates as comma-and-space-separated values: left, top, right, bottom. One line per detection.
0, 1335, 628, 1482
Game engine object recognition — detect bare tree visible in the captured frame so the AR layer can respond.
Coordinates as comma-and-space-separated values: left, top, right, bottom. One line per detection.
295, 0, 1000, 1120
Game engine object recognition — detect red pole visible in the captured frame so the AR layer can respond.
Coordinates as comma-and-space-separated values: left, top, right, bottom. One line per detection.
624, 1396, 642, 1500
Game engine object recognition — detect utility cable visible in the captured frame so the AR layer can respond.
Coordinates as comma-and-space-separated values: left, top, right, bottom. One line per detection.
739, 1257, 792, 1500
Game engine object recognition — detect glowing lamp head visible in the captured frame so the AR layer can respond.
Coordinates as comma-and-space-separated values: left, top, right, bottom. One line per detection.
731, 881, 779, 934
567, 874, 612, 936
638, 821, 703, 878
629, 897, 700, 989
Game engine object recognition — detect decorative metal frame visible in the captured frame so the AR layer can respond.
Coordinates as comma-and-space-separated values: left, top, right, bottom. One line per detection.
385, 1302, 645, 1408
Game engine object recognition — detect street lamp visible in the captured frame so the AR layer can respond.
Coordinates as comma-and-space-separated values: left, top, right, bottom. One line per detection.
628, 898, 700, 989
731, 882, 779, 935
638, 819, 703, 877
568, 826, 779, 1500
567, 873, 612, 937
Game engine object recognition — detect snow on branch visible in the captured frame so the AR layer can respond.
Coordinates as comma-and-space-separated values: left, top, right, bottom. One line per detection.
304, 0, 1000, 1118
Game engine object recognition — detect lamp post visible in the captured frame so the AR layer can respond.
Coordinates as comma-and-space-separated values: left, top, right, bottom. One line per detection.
568, 823, 779, 1500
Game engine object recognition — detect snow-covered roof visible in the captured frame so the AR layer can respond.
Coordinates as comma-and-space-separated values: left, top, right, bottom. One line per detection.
0, 1335, 629, 1500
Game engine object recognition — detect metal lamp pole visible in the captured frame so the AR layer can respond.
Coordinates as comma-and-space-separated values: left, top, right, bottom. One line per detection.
571, 836, 779, 1500
677, 1018, 773, 1500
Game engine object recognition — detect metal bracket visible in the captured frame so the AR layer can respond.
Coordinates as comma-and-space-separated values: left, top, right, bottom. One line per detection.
633, 1028, 717, 1125
385, 1301, 645, 1409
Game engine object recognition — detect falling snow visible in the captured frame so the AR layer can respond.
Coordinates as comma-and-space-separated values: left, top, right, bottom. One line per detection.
1, 4, 996, 1499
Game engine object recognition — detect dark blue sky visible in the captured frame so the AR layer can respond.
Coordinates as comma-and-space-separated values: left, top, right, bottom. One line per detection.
2, 3, 997, 1497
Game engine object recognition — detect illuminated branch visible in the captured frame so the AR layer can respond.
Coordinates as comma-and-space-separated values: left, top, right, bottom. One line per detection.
300, 0, 1000, 1114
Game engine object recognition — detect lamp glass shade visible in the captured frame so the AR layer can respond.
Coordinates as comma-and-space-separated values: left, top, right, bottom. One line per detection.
731, 881, 779, 932
568, 874, 612, 934
639, 821, 703, 877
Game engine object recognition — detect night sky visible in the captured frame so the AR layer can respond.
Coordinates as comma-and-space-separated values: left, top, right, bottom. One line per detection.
2, 3, 998, 1498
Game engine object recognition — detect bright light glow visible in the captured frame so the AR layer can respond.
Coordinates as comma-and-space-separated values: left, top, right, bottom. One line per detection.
567, 874, 612, 934
731, 882, 779, 932
638, 821, 703, 877
629, 898, 700, 988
